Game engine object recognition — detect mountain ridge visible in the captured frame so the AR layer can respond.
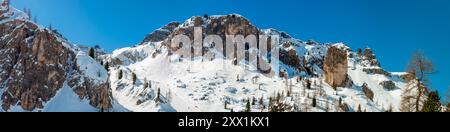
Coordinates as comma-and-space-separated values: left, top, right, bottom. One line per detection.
0, 2, 437, 112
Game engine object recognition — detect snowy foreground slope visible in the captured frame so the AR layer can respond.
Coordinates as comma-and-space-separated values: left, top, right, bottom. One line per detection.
104, 15, 414, 112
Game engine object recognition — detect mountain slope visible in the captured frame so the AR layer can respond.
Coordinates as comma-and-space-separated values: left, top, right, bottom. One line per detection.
0, 2, 420, 112
0, 2, 113, 112
105, 14, 415, 112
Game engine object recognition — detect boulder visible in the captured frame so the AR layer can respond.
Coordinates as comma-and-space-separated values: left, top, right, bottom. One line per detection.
379, 80, 397, 90
362, 83, 374, 101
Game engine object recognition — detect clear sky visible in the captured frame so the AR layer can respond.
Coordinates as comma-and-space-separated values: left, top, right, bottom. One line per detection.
11, 0, 450, 99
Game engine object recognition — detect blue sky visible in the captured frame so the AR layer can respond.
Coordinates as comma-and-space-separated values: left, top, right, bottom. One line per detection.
11, 0, 450, 98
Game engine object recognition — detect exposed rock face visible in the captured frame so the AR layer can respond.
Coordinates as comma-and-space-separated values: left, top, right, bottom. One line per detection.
0, 6, 112, 111
67, 65, 112, 110
280, 48, 300, 68
324, 46, 348, 87
362, 68, 391, 76
362, 83, 374, 101
141, 22, 180, 44
0, 20, 70, 111
362, 48, 380, 67
162, 14, 260, 53
379, 80, 397, 90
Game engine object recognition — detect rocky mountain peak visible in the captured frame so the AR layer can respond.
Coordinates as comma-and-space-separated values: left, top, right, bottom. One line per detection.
0, 6, 113, 112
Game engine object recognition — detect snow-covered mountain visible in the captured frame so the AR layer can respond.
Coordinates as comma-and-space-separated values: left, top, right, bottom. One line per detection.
103, 14, 417, 112
0, 1, 425, 112
0, 2, 118, 112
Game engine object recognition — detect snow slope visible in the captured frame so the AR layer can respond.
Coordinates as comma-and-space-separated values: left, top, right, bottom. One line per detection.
105, 15, 414, 112
107, 41, 410, 112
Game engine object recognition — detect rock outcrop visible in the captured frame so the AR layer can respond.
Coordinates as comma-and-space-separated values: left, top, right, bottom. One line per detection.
0, 4, 112, 111
324, 46, 348, 87
160, 14, 260, 55
362, 48, 380, 67
379, 80, 397, 90
67, 65, 112, 111
141, 22, 180, 44
362, 83, 374, 101
0, 20, 70, 111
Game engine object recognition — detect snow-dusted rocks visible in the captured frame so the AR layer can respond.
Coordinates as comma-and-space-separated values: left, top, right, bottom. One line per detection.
104, 14, 413, 112
0, 5, 112, 112
0, 4, 416, 112
324, 46, 349, 87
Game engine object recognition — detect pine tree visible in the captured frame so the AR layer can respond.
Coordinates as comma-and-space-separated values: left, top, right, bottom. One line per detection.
132, 72, 137, 85
143, 78, 148, 89
276, 92, 281, 102
357, 104, 362, 112
88, 47, 95, 59
156, 88, 161, 102
422, 91, 442, 112
305, 79, 311, 89
252, 97, 256, 105
245, 99, 251, 112
104, 62, 109, 72
357, 48, 362, 58
268, 97, 273, 109
338, 97, 342, 106
259, 96, 264, 107
48, 24, 53, 31
27, 9, 31, 20
118, 70, 123, 79
312, 96, 316, 107
224, 101, 228, 109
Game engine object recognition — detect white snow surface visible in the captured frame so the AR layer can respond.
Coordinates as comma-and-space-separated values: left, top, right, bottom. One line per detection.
108, 37, 409, 112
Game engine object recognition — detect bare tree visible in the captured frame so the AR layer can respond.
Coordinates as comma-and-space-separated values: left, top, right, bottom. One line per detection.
403, 50, 435, 112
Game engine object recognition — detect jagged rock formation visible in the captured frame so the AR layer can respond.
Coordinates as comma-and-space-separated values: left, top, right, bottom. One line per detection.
141, 22, 180, 44
0, 3, 112, 111
0, 20, 70, 111
105, 14, 417, 112
324, 46, 348, 87
362, 48, 380, 67
0, 1, 420, 112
